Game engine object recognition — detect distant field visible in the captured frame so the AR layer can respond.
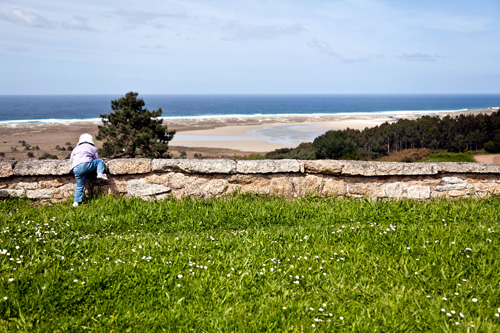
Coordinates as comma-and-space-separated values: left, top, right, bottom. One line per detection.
1, 195, 499, 331
420, 152, 477, 163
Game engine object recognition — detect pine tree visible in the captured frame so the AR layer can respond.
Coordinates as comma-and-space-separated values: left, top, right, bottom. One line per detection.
97, 92, 175, 158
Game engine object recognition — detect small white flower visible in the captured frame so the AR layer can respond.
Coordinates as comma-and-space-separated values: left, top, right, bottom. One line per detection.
177, 274, 183, 278
319, 308, 324, 312
455, 322, 460, 325
451, 310, 456, 314
495, 313, 500, 317
441, 308, 446, 312
472, 298, 478, 302
460, 313, 464, 318
426, 295, 431, 298
8, 278, 13, 282
282, 307, 286, 310
339, 316, 344, 320
443, 297, 448, 301
311, 324, 315, 328
446, 313, 452, 317
3, 297, 7, 300
177, 284, 181, 287
227, 274, 231, 278
310, 308, 314, 311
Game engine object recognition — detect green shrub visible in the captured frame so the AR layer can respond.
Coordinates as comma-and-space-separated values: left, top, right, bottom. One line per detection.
38, 152, 59, 160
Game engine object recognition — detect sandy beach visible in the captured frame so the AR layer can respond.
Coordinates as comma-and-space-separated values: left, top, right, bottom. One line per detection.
0, 109, 497, 160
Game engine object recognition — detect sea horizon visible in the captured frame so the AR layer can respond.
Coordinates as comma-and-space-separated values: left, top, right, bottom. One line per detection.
1, 93, 499, 125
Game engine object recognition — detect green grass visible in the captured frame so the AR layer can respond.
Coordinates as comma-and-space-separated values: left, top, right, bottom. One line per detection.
420, 152, 476, 163
1, 195, 499, 331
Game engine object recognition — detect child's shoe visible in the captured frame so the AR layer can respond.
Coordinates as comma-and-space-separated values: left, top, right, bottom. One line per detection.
97, 173, 108, 181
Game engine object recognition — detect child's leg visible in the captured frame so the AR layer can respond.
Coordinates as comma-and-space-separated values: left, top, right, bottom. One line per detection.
86, 159, 105, 174
73, 165, 88, 203
95, 159, 105, 174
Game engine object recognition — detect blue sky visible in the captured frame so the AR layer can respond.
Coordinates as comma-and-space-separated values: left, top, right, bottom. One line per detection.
1, 0, 499, 94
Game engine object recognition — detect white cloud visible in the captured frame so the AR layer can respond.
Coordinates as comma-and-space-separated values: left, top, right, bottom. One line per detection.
398, 53, 440, 62
62, 16, 93, 31
308, 39, 369, 63
108, 8, 188, 26
1, 8, 53, 28
221, 21, 306, 41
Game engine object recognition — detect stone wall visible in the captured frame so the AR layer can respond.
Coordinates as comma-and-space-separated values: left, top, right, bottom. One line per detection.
1, 159, 500, 201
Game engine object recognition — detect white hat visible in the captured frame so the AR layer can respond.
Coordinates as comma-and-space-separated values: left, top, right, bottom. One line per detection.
78, 133, 94, 145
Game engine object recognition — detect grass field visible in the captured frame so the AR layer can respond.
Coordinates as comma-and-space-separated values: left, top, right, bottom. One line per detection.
420, 152, 477, 163
1, 195, 499, 331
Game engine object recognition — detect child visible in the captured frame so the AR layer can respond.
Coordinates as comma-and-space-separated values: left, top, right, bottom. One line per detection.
70, 133, 108, 207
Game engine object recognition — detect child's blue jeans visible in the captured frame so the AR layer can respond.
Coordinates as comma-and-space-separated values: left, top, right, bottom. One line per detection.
73, 159, 105, 203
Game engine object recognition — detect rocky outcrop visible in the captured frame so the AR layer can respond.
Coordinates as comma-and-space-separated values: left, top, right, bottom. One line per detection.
1, 159, 499, 201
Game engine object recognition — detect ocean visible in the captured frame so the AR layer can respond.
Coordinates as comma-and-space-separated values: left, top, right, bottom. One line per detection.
0, 94, 500, 125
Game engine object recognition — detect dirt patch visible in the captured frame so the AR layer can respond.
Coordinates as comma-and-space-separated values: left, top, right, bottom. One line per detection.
474, 155, 500, 164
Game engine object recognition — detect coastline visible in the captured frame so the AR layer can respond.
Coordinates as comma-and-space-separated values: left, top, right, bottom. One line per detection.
0, 108, 498, 160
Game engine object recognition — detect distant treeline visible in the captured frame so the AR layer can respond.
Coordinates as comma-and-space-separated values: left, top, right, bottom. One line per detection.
266, 110, 500, 160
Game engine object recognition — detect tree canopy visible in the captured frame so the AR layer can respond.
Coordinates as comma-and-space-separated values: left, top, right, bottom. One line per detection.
97, 92, 175, 158
267, 110, 500, 160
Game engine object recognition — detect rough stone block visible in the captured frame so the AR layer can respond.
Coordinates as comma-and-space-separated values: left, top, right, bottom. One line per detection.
346, 179, 384, 198
435, 183, 467, 192
407, 185, 431, 199
152, 159, 236, 174
292, 175, 323, 196
110, 179, 128, 193
442, 176, 465, 184
40, 179, 66, 189
228, 174, 271, 186
342, 161, 438, 176
0, 161, 15, 178
26, 189, 53, 199
107, 159, 151, 175
126, 179, 171, 198
169, 173, 228, 197
14, 181, 39, 190
322, 177, 346, 196
302, 160, 343, 175
270, 176, 294, 197
13, 160, 72, 176
438, 163, 500, 174
237, 160, 301, 174
448, 190, 468, 197
382, 182, 403, 198
0, 189, 24, 198
227, 174, 271, 195
144, 174, 170, 186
